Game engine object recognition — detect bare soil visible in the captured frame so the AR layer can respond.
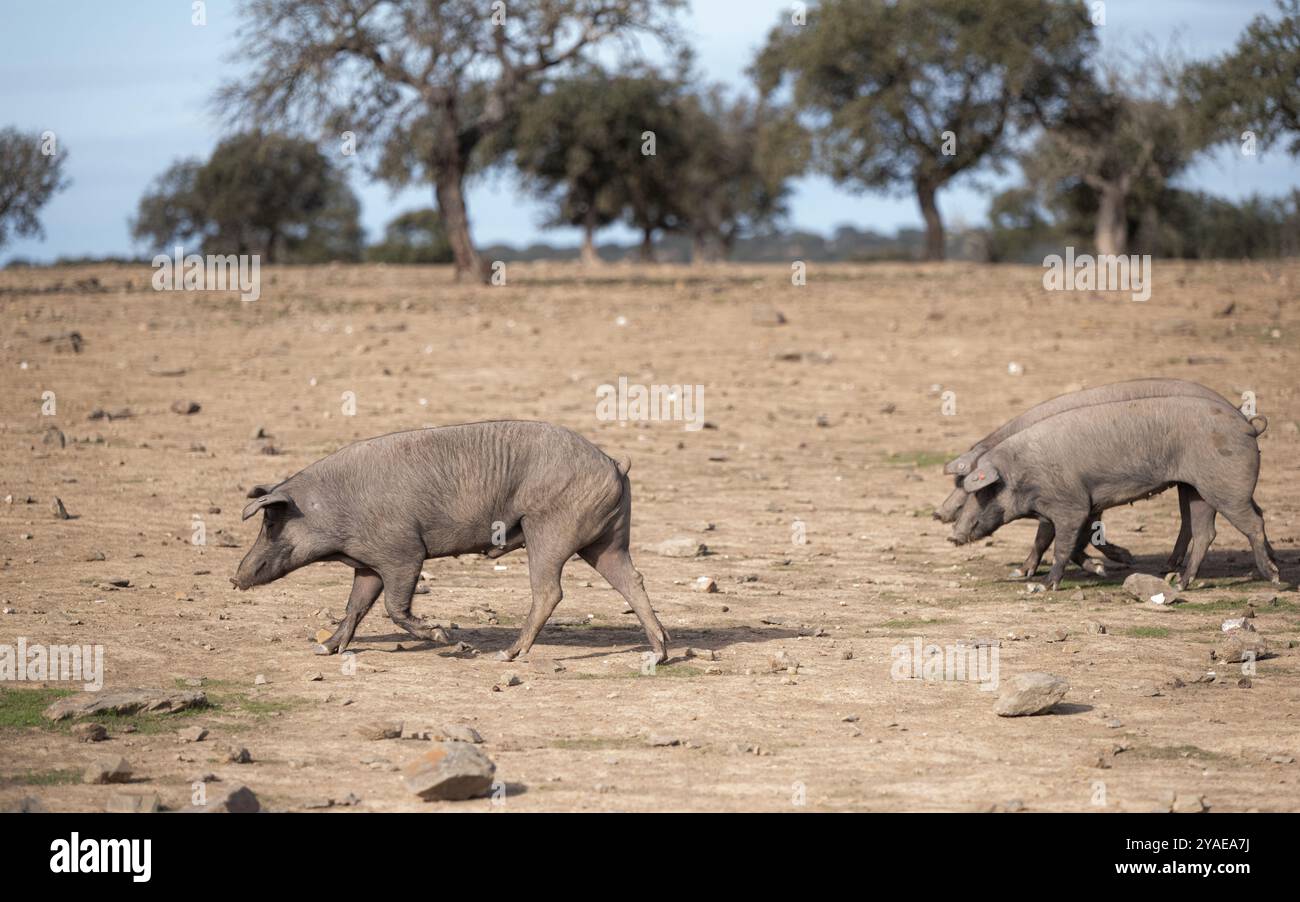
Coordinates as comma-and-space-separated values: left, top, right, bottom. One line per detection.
1, 260, 1298, 812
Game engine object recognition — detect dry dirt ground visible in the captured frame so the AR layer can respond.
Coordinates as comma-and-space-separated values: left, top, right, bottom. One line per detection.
1, 259, 1298, 812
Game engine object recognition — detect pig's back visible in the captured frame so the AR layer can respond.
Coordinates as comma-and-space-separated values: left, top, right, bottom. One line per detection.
981, 378, 1232, 449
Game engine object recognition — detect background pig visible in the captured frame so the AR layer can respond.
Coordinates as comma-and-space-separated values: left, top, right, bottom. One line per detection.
234, 420, 670, 663
949, 396, 1280, 590
937, 378, 1250, 574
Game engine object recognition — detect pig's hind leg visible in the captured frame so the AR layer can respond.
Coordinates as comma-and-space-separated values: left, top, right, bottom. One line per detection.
497, 518, 576, 661
315, 567, 384, 655
1174, 490, 1217, 590
579, 539, 670, 665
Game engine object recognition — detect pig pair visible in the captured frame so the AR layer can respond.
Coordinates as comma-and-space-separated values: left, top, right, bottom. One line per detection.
233, 421, 670, 662
940, 380, 1280, 590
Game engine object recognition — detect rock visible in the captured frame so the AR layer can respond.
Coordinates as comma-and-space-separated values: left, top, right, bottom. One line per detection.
43, 426, 66, 448
44, 689, 207, 722
254, 674, 268, 685
1085, 621, 1107, 635
203, 784, 260, 813
304, 671, 324, 682
1220, 617, 1255, 633
647, 734, 682, 747
769, 650, 798, 674
692, 576, 718, 593
51, 497, 71, 519
314, 628, 334, 644
170, 400, 201, 415
437, 723, 484, 744
105, 792, 160, 813
72, 723, 108, 742
1213, 630, 1270, 664
750, 304, 787, 326
358, 721, 404, 741
1122, 572, 1179, 604
501, 672, 522, 687
84, 757, 133, 784
994, 673, 1069, 717
401, 742, 496, 801
648, 537, 707, 558
1170, 793, 1207, 814
178, 727, 208, 743
225, 747, 252, 764
529, 659, 564, 674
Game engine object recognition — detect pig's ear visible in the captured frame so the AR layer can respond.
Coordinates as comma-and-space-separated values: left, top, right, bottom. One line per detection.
963, 465, 1001, 491
246, 483, 280, 499
944, 452, 976, 476
241, 492, 291, 521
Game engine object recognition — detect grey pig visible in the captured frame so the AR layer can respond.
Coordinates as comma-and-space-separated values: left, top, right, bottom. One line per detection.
949, 395, 1280, 590
233, 420, 670, 663
936, 378, 1244, 574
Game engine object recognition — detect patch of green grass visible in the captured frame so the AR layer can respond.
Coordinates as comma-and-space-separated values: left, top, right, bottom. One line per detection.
1123, 626, 1171, 639
884, 451, 951, 469
1179, 597, 1297, 614
0, 768, 81, 786
0, 687, 74, 729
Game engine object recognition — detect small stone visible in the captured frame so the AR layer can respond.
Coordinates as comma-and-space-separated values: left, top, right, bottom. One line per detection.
178, 726, 208, 743
51, 497, 71, 520
647, 734, 682, 747
839, 648, 854, 660
994, 673, 1069, 717
105, 792, 160, 814
357, 721, 403, 741
170, 400, 201, 415
692, 576, 718, 593
72, 723, 108, 742
1085, 621, 1107, 635
1170, 794, 1207, 814
438, 723, 483, 744
1213, 631, 1270, 664
84, 757, 133, 784
768, 650, 798, 674
202, 784, 260, 813
314, 628, 334, 644
401, 742, 496, 801
225, 746, 252, 764
502, 672, 522, 687
254, 674, 268, 685
649, 537, 707, 558
1270, 755, 1295, 765
1122, 572, 1179, 604
530, 659, 564, 673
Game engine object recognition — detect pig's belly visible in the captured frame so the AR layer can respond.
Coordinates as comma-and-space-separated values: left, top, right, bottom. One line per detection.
1089, 479, 1177, 510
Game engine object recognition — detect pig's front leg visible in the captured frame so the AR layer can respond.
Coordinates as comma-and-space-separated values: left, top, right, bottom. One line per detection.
1044, 508, 1091, 590
315, 567, 383, 655
1018, 520, 1054, 577
379, 561, 447, 643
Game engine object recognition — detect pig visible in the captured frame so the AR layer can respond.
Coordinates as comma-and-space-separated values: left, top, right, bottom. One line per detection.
948, 395, 1280, 590
233, 420, 670, 663
936, 378, 1243, 575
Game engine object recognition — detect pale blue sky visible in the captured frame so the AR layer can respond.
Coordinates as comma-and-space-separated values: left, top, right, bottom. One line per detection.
1, 0, 1295, 263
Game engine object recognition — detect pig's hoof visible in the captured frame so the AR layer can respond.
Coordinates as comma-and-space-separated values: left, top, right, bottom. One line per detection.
1082, 560, 1106, 577
312, 643, 336, 656
494, 649, 517, 662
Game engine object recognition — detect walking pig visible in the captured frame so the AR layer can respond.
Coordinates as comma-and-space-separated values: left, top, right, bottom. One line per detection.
948, 395, 1280, 590
232, 420, 670, 662
936, 378, 1243, 576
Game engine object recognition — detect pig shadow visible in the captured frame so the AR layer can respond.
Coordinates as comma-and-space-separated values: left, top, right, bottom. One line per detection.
1007, 549, 1294, 588
344, 623, 802, 663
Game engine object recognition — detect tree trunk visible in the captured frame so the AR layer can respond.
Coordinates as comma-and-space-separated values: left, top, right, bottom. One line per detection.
915, 180, 945, 261
580, 209, 600, 266
435, 172, 485, 282
1094, 185, 1128, 256
640, 227, 655, 263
